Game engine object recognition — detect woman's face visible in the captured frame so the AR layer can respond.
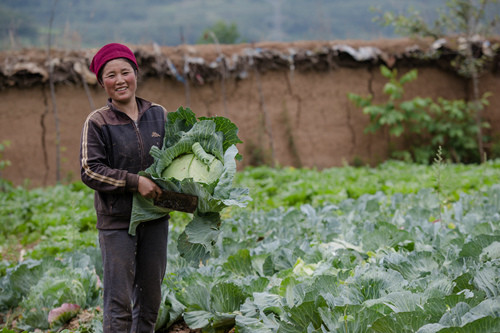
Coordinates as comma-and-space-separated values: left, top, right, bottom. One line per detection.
101, 58, 137, 105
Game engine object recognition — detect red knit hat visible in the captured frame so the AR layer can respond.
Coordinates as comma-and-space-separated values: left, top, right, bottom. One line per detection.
89, 43, 138, 77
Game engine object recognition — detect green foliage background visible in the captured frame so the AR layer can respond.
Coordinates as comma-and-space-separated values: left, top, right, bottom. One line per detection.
1, 160, 500, 331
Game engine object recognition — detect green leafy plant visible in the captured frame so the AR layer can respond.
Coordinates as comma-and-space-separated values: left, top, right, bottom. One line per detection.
0, 140, 10, 171
373, 0, 500, 162
0, 140, 11, 191
0, 250, 101, 331
1, 162, 500, 332
159, 184, 500, 332
0, 182, 97, 262
348, 65, 491, 163
131, 106, 251, 263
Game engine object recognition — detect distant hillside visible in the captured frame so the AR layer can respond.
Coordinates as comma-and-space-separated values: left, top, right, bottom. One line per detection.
0, 0, 478, 50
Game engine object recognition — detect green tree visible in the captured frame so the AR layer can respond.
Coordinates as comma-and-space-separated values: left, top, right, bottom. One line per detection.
197, 20, 241, 44
374, 0, 500, 162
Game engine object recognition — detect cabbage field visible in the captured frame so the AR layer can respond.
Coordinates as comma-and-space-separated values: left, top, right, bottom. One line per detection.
1, 160, 500, 332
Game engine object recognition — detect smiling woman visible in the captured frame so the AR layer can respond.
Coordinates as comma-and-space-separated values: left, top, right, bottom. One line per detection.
90, 43, 140, 117
80, 42, 170, 333
100, 59, 139, 118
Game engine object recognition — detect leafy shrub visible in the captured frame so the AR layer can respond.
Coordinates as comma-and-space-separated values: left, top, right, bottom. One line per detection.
348, 65, 491, 164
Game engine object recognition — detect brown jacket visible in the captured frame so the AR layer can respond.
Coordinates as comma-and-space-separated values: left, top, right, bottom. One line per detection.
80, 97, 167, 229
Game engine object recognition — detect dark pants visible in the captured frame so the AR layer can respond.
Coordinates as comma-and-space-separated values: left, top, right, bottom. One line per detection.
98, 218, 169, 333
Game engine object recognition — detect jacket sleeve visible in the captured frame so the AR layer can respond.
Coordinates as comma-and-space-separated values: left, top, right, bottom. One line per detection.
80, 112, 139, 193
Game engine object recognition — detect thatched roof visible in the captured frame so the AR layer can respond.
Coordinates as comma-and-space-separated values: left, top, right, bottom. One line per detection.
0, 37, 498, 89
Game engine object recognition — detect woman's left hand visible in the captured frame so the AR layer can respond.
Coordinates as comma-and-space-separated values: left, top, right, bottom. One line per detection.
138, 176, 162, 200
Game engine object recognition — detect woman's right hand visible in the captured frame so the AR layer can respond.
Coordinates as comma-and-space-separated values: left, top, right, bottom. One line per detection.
138, 176, 162, 200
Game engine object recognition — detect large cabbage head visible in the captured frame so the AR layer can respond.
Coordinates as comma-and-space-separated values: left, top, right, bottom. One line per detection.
161, 152, 223, 184
131, 106, 251, 263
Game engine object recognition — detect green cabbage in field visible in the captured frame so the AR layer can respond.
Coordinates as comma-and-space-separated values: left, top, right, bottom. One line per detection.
130, 106, 251, 262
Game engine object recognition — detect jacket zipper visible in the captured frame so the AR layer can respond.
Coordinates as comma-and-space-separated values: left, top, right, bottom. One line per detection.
131, 118, 145, 170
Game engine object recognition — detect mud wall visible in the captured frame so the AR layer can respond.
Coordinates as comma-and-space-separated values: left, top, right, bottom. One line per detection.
1, 39, 499, 187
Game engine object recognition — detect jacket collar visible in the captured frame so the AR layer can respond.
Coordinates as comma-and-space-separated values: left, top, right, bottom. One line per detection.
107, 97, 152, 120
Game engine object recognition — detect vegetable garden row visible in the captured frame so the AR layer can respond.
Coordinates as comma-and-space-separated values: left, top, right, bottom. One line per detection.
1, 160, 499, 332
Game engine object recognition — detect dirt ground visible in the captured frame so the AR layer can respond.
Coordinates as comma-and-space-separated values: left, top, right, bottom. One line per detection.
162, 320, 202, 333
60, 309, 201, 333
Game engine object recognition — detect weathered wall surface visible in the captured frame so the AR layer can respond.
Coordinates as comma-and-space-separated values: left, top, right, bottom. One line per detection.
0, 39, 499, 187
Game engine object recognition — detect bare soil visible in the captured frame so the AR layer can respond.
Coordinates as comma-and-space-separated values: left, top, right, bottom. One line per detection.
63, 309, 202, 333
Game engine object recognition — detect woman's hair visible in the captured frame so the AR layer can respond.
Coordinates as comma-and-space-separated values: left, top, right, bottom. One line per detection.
97, 57, 138, 85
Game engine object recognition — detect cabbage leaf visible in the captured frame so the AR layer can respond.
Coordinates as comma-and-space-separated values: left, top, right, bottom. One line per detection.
130, 106, 251, 263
